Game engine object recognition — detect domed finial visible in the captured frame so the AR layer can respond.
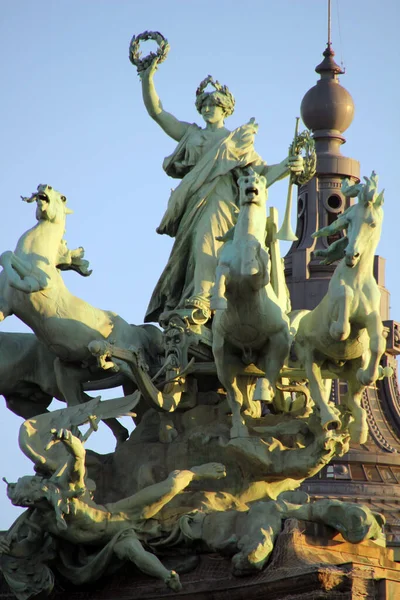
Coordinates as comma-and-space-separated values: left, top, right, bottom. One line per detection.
300, 0, 354, 135
300, 41, 354, 135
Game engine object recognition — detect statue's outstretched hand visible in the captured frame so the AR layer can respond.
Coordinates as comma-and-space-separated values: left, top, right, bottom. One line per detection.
138, 56, 159, 82
287, 154, 304, 175
45, 428, 85, 459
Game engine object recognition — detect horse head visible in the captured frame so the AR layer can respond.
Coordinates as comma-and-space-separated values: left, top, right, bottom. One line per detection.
341, 171, 384, 268
22, 184, 73, 224
237, 168, 267, 208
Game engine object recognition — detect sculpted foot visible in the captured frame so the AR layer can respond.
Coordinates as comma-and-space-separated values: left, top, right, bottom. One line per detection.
231, 544, 272, 575
191, 463, 226, 480
165, 570, 182, 592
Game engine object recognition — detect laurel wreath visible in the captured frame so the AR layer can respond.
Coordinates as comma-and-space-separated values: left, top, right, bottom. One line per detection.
129, 31, 170, 72
195, 75, 235, 116
196, 75, 231, 100
291, 130, 317, 186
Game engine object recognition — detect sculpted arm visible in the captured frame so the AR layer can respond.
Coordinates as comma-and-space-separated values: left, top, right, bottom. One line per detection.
140, 61, 191, 142
46, 429, 86, 493
257, 156, 305, 188
107, 463, 226, 521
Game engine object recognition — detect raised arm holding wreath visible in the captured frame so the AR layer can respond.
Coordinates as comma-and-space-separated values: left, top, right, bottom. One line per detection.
130, 33, 304, 322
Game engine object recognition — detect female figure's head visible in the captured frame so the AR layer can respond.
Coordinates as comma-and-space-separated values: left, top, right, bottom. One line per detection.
195, 76, 235, 122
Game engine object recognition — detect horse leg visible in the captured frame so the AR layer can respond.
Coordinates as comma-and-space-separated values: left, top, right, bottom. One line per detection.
210, 263, 229, 310
227, 377, 249, 438
158, 413, 178, 444
303, 348, 341, 431
0, 251, 46, 293
54, 358, 129, 447
357, 312, 386, 386
213, 336, 249, 438
344, 358, 369, 444
254, 328, 290, 404
5, 393, 51, 419
329, 283, 353, 341
241, 377, 260, 418
0, 299, 12, 321
0, 272, 12, 321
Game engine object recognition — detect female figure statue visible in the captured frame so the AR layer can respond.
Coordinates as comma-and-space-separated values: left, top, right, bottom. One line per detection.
138, 60, 303, 322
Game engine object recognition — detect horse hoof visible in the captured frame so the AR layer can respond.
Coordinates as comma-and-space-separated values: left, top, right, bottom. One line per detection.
378, 366, 394, 380
230, 423, 250, 439
319, 404, 342, 432
356, 368, 374, 386
210, 298, 228, 311
254, 378, 272, 402
159, 424, 179, 444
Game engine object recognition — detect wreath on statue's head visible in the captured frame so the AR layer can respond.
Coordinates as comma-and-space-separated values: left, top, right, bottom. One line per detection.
195, 75, 235, 116
129, 31, 170, 72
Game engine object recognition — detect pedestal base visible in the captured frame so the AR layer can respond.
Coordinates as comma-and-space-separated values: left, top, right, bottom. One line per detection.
1, 520, 399, 600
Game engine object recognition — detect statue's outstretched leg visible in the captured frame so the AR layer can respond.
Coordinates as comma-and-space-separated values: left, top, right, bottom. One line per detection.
114, 532, 182, 591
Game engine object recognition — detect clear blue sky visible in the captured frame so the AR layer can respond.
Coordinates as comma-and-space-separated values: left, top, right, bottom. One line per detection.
0, 0, 398, 529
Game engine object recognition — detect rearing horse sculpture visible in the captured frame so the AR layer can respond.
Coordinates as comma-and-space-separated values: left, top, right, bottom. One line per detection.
294, 172, 391, 444
211, 169, 291, 438
0, 185, 166, 444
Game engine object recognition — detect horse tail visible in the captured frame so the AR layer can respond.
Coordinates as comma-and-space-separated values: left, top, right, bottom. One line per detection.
275, 380, 310, 404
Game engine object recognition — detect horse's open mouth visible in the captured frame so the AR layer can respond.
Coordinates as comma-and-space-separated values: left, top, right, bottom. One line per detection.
345, 258, 357, 268
245, 186, 259, 197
